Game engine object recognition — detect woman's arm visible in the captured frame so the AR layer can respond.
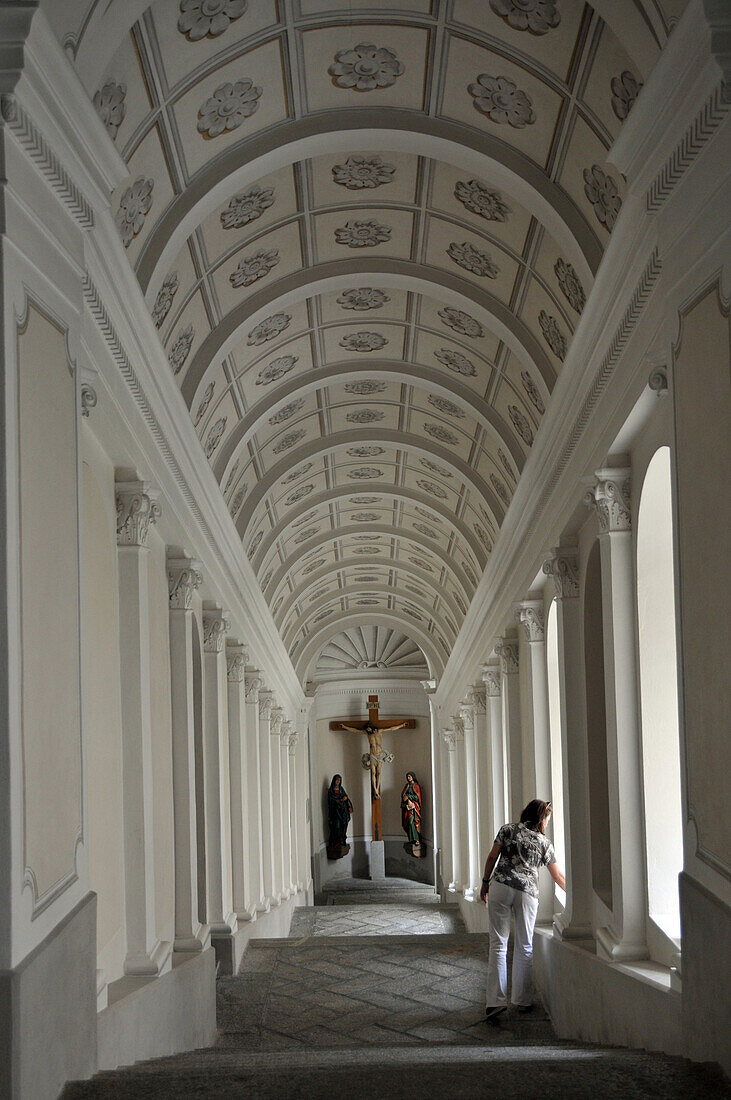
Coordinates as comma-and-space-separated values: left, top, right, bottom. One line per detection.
479, 841, 501, 904
549, 862, 566, 892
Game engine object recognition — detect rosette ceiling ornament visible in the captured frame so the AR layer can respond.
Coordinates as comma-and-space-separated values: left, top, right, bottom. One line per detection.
62, 0, 677, 680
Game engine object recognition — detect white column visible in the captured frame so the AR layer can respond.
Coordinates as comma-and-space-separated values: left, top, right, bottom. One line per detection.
244, 671, 266, 912
269, 706, 285, 903
459, 700, 481, 898
226, 641, 251, 921
496, 636, 522, 819
470, 687, 492, 873
168, 555, 208, 954
281, 720, 294, 897
586, 469, 648, 960
482, 662, 507, 837
115, 480, 170, 976
516, 599, 553, 921
202, 608, 237, 941
543, 547, 593, 943
442, 729, 460, 891
297, 700, 314, 895
421, 682, 442, 892
257, 690, 278, 907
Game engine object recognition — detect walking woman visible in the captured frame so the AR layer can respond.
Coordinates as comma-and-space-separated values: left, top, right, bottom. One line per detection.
479, 799, 566, 1020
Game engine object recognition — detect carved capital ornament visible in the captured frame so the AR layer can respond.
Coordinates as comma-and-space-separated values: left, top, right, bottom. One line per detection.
244, 672, 261, 703
203, 609, 231, 653
167, 557, 203, 609
543, 548, 579, 599
516, 602, 545, 643
495, 637, 519, 675
116, 480, 161, 547
585, 468, 632, 533
482, 666, 502, 697
226, 649, 246, 682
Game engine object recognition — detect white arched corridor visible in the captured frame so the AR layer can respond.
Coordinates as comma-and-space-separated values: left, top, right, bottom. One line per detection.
0, 1, 728, 1096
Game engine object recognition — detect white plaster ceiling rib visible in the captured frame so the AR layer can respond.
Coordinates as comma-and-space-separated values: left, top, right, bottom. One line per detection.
273, 563, 468, 633
296, 611, 443, 683
213, 359, 528, 483
240, 431, 504, 539
179, 260, 559, 408
282, 585, 452, 652
314, 626, 428, 676
137, 118, 603, 299
273, 555, 473, 628
273, 549, 467, 626
248, 485, 488, 578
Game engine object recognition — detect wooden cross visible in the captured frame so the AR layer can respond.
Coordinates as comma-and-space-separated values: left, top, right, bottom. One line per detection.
331, 694, 416, 841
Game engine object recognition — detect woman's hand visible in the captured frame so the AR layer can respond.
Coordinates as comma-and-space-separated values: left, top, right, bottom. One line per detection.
479, 880, 489, 905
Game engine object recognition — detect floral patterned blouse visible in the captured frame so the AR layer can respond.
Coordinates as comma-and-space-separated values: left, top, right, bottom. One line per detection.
491, 822, 556, 899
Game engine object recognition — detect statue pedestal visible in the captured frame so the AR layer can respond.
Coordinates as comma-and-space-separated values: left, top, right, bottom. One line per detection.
369, 839, 385, 880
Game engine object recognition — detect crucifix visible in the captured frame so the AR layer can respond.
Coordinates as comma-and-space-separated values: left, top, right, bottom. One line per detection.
331, 694, 415, 841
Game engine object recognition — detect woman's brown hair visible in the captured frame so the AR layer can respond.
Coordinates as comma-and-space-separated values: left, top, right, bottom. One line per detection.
520, 799, 552, 832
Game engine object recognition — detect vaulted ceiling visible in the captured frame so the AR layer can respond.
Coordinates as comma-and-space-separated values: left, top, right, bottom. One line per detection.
51, 0, 687, 680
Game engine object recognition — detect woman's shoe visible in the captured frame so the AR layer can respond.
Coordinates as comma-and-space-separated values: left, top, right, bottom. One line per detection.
485, 1006, 507, 1022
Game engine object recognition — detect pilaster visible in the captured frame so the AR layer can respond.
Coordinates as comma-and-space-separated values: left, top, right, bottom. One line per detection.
226, 643, 251, 921
543, 547, 593, 943
280, 719, 294, 898
585, 469, 648, 960
515, 599, 553, 922
167, 555, 208, 955
244, 671, 266, 912
257, 690, 278, 908
442, 728, 460, 892
200, 607, 236, 954
269, 706, 285, 903
115, 477, 169, 976
459, 700, 481, 898
495, 635, 522, 819
482, 661, 507, 838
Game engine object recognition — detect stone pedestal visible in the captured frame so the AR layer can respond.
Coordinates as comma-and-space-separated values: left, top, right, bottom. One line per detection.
369, 839, 386, 880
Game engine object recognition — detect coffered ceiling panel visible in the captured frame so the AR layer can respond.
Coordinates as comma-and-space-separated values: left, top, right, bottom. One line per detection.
50, 0, 689, 680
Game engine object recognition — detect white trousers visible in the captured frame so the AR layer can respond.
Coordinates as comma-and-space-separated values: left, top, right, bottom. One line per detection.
485, 880, 539, 1008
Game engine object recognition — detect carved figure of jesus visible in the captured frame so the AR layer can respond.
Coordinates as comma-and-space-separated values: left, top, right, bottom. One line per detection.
337, 719, 408, 799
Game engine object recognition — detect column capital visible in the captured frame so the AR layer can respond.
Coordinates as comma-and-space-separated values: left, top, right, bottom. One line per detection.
167, 556, 203, 609
451, 716, 465, 739
225, 643, 249, 682
202, 608, 230, 653
419, 678, 438, 694
244, 671, 261, 703
270, 707, 284, 736
543, 546, 580, 599
281, 718, 294, 745
442, 729, 458, 751
468, 686, 487, 714
585, 467, 632, 533
287, 729, 299, 756
482, 663, 502, 697
494, 637, 519, 675
258, 691, 274, 720
458, 704, 474, 729
515, 600, 545, 643
116, 479, 161, 547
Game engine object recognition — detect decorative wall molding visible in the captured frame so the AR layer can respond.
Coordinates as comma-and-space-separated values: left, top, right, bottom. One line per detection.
80, 382, 97, 417
542, 547, 580, 599
115, 479, 161, 548
202, 608, 230, 653
167, 556, 203, 610
646, 85, 729, 213
0, 92, 94, 228
515, 601, 545, 643
585, 468, 632, 533
539, 250, 661, 512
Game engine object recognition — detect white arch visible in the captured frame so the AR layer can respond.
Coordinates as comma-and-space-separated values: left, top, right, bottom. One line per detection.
296, 611, 443, 683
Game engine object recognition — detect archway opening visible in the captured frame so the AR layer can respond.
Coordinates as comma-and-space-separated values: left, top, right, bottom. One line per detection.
636, 446, 682, 942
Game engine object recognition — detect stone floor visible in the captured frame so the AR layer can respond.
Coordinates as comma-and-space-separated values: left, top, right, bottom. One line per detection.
64, 880, 727, 1098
